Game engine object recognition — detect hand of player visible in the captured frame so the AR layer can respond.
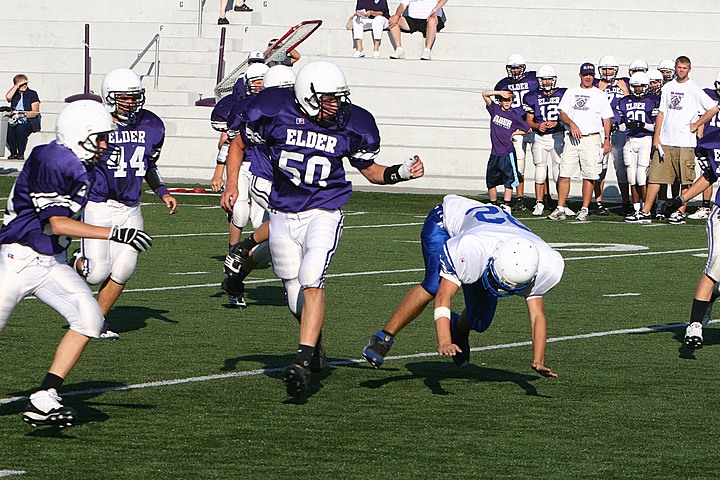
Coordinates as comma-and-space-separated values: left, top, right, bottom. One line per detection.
664, 196, 685, 215
108, 226, 153, 252
220, 185, 238, 213
531, 362, 558, 378
438, 342, 462, 357
399, 155, 424, 180
210, 175, 224, 192
162, 194, 179, 215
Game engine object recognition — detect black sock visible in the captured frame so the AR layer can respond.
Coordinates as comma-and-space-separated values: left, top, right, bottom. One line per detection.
240, 233, 258, 251
39, 373, 64, 392
294, 344, 315, 368
703, 200, 711, 208
380, 329, 394, 339
691, 299, 713, 327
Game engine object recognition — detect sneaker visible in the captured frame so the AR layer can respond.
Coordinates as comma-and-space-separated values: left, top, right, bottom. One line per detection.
624, 211, 652, 224
372, 51, 380, 59
217, 17, 229, 24
654, 201, 666, 220
622, 203, 633, 215
564, 206, 576, 217
499, 203, 512, 215
22, 389, 76, 428
234, 3, 252, 11
684, 322, 703, 349
576, 209, 589, 221
688, 207, 711, 220
420, 48, 431, 60
352, 50, 365, 58
282, 363, 310, 397
227, 294, 247, 308
362, 331, 394, 368
547, 207, 566, 221
668, 211, 687, 225
513, 197, 527, 212
594, 204, 609, 216
532, 201, 545, 216
389, 47, 405, 59
309, 337, 326, 373
99, 322, 120, 339
450, 313, 470, 368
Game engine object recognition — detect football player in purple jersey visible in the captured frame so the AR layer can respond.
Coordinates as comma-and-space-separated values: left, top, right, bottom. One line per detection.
494, 54, 538, 211
616, 72, 658, 219
220, 61, 425, 396
524, 65, 567, 216
71, 68, 177, 339
595, 55, 631, 215
0, 101, 152, 428
664, 128, 720, 348
657, 59, 676, 84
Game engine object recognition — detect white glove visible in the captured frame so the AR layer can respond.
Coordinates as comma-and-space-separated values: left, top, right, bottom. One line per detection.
108, 226, 153, 252
399, 156, 418, 180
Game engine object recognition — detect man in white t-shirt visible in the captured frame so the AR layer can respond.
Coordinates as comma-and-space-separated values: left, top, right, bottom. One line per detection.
547, 62, 613, 222
388, 0, 447, 61
625, 56, 719, 225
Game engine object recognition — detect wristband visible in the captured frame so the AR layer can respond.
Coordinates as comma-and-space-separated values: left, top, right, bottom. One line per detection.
679, 195, 686, 205
433, 306, 451, 322
383, 164, 406, 184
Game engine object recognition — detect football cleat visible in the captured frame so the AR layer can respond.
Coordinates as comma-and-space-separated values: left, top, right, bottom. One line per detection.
513, 198, 527, 212
226, 294, 247, 309
362, 331, 394, 368
309, 337, 326, 373
684, 322, 703, 349
22, 389, 76, 428
282, 363, 311, 397
624, 211, 652, 224
450, 313, 470, 368
99, 321, 120, 340
688, 207, 711, 220
668, 211, 687, 225
532, 201, 545, 216
595, 204, 609, 216
622, 203, 633, 216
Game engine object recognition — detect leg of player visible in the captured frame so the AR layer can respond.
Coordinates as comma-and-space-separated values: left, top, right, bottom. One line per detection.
685, 273, 718, 349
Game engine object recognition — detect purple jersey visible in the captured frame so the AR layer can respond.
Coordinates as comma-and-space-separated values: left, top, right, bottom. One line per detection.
226, 94, 272, 180
698, 129, 720, 205
0, 141, 92, 255
523, 87, 567, 135
494, 71, 538, 119
89, 109, 165, 206
240, 88, 380, 212
210, 78, 248, 132
617, 94, 658, 138
594, 78, 627, 123
486, 102, 530, 156
703, 88, 720, 136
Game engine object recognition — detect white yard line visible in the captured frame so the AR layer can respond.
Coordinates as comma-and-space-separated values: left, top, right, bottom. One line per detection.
0, 471, 25, 477
603, 293, 641, 297
0, 319, 710, 406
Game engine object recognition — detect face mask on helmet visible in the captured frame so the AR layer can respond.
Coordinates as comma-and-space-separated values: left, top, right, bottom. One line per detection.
294, 61, 353, 130
480, 237, 540, 298
629, 72, 650, 98
714, 72, 720, 94
56, 100, 119, 166
628, 59, 648, 76
102, 68, 146, 123
244, 63, 270, 96
538, 75, 557, 91
598, 55, 618, 81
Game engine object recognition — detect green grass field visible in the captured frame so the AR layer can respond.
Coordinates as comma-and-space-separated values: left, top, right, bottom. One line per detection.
0, 175, 718, 479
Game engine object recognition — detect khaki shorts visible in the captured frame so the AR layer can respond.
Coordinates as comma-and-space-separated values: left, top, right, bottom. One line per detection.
559, 133, 603, 180
647, 145, 696, 185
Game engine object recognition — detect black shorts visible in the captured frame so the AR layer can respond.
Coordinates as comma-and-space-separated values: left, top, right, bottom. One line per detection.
401, 16, 445, 37
486, 152, 521, 189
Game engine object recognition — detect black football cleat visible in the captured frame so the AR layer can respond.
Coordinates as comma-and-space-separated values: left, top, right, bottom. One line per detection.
282, 364, 310, 397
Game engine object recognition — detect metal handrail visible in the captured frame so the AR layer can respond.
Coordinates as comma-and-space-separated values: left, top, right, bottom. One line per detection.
130, 33, 161, 89
198, 0, 206, 37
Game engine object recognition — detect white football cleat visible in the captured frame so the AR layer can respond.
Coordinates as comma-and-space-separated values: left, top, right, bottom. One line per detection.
99, 321, 120, 339
22, 389, 76, 428
684, 322, 703, 349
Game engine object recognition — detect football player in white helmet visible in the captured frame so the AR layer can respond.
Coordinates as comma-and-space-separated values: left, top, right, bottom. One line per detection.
72, 68, 177, 339
221, 60, 425, 396
595, 55, 632, 215
0, 100, 154, 428
657, 59, 676, 83
494, 53, 539, 212
628, 58, 648, 76
363, 195, 563, 377
647, 69, 664, 95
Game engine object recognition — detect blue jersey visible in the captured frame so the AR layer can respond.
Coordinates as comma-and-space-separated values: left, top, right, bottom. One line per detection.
494, 71, 538, 120
594, 78, 627, 124
703, 88, 720, 136
240, 88, 381, 212
617, 94, 658, 138
523, 88, 567, 135
0, 141, 92, 255
89, 109, 165, 206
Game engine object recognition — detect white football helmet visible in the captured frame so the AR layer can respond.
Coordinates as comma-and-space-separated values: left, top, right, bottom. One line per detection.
244, 63, 270, 95
714, 70, 720, 93
56, 100, 117, 162
647, 69, 663, 94
536, 65, 557, 92
506, 53, 526, 80
629, 72, 650, 98
598, 55, 619, 81
294, 61, 352, 129
263, 65, 296, 89
628, 59, 648, 76
481, 237, 540, 297
101, 68, 145, 122
658, 59, 675, 82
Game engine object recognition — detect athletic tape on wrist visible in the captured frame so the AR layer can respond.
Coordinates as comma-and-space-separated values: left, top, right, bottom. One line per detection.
433, 306, 451, 322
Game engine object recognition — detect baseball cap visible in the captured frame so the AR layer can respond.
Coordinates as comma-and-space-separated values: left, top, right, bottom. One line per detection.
580, 62, 595, 75
248, 50, 265, 63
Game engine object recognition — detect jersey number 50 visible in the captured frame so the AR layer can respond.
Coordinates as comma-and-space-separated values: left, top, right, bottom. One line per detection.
278, 150, 331, 187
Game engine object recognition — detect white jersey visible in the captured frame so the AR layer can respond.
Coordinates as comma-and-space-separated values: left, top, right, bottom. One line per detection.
440, 223, 564, 299
441, 194, 524, 237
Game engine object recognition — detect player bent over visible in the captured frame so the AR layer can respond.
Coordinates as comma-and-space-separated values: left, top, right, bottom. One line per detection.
0, 101, 153, 428
665, 130, 720, 349
363, 195, 562, 377
221, 61, 424, 397
71, 68, 177, 338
